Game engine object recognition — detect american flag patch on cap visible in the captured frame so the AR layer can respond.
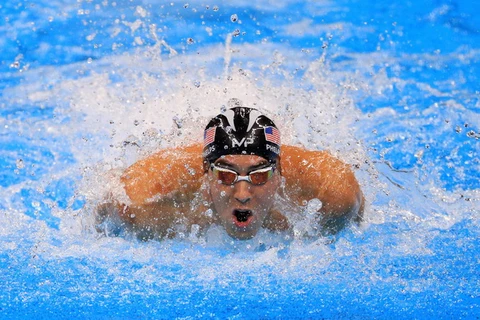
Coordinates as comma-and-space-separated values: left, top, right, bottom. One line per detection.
204, 127, 216, 146
264, 126, 280, 145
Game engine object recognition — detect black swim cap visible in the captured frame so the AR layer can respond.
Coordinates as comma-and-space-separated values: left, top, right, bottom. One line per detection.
203, 107, 281, 164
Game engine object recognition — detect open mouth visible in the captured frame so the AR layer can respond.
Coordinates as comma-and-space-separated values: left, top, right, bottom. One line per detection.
233, 209, 253, 226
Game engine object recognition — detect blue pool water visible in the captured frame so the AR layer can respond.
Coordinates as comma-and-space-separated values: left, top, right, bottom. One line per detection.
1, 0, 479, 318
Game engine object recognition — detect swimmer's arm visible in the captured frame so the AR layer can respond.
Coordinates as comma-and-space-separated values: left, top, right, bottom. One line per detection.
97, 144, 205, 239
281, 145, 364, 234
96, 197, 191, 240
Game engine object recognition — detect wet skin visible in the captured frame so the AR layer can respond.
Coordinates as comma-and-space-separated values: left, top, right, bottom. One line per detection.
102, 144, 364, 241
205, 155, 281, 240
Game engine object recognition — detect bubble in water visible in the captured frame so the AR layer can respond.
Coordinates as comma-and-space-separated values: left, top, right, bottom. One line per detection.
194, 81, 200, 88
232, 29, 240, 37
187, 38, 194, 44
220, 105, 227, 113
213, 5, 219, 11
220, 191, 226, 197
133, 120, 140, 126
184, 3, 189, 8
230, 14, 238, 22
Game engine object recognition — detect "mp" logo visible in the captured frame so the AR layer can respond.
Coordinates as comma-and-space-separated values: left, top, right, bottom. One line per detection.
232, 137, 254, 147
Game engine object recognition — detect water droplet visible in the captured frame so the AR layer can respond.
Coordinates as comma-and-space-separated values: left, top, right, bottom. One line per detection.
87, 57, 93, 64
130, 214, 136, 218
16, 159, 25, 169
173, 116, 183, 128
230, 14, 238, 22
306, 198, 322, 214
204, 209, 213, 217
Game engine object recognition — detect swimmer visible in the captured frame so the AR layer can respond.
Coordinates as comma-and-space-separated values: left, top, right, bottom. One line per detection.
97, 106, 364, 240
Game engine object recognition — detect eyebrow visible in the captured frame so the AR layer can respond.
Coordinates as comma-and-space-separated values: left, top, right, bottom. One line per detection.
215, 159, 270, 172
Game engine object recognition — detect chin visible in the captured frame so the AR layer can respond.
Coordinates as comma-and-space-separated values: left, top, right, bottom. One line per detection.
225, 225, 260, 240
227, 230, 257, 240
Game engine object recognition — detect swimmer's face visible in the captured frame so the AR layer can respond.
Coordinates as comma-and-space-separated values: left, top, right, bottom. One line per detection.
206, 155, 280, 240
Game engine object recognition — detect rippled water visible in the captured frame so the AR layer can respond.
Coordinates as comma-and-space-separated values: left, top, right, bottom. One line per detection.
1, 0, 479, 318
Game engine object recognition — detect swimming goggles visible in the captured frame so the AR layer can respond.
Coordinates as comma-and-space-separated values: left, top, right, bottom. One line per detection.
210, 164, 276, 186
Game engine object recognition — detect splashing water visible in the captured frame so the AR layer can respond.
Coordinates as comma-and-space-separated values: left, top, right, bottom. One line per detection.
1, 0, 479, 318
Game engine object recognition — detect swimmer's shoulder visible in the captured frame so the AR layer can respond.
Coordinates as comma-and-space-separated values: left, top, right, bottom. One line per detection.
280, 144, 363, 219
121, 144, 204, 205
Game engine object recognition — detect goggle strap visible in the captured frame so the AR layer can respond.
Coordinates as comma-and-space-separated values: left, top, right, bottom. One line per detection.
211, 165, 275, 185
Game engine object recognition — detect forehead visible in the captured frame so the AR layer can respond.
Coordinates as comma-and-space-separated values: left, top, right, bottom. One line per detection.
214, 155, 269, 168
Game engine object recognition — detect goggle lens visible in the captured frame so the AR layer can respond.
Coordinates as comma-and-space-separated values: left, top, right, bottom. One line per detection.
215, 169, 237, 185
249, 169, 274, 185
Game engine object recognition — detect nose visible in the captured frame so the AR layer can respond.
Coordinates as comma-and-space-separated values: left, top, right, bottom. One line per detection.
233, 181, 252, 204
